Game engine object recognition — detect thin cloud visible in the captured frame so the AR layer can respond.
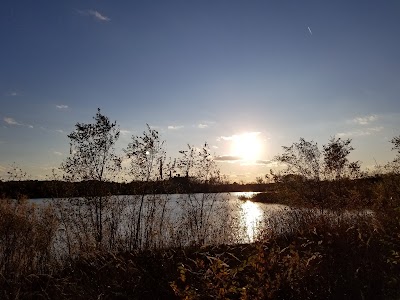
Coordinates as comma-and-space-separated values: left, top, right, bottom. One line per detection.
53, 151, 63, 156
308, 26, 313, 35
3, 117, 33, 128
196, 121, 215, 129
337, 126, 384, 137
220, 132, 261, 141
168, 125, 184, 130
40, 127, 66, 134
78, 9, 110, 22
56, 104, 69, 109
255, 160, 273, 165
4, 91, 19, 97
220, 135, 234, 141
352, 115, 377, 125
240, 160, 274, 167
4, 117, 21, 125
7, 91, 18, 96
120, 130, 131, 136
214, 155, 242, 162
89, 10, 110, 21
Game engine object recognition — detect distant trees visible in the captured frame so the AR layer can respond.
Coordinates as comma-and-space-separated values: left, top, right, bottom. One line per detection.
273, 137, 361, 209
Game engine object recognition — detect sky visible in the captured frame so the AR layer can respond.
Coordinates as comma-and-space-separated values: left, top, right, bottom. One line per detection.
1, 0, 400, 182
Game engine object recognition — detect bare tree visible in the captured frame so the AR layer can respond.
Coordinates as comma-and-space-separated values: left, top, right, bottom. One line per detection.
61, 108, 121, 248
176, 143, 223, 246
124, 124, 167, 249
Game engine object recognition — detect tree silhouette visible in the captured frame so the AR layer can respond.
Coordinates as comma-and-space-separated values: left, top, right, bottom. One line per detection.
274, 137, 360, 209
124, 124, 166, 249
61, 108, 121, 247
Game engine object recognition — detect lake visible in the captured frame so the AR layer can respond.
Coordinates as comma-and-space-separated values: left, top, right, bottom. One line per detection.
30, 192, 288, 251
31, 192, 373, 254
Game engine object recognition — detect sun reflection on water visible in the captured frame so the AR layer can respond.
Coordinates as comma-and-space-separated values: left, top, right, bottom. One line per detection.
241, 200, 263, 242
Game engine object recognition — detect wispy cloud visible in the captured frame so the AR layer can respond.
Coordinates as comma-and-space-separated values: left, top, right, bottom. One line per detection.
214, 155, 242, 162
352, 115, 377, 125
337, 126, 384, 137
195, 121, 215, 129
89, 10, 110, 21
255, 160, 273, 165
78, 9, 110, 22
198, 124, 208, 129
219, 132, 261, 141
56, 104, 69, 109
120, 130, 131, 136
239, 160, 274, 167
3, 91, 19, 97
168, 125, 184, 130
3, 117, 33, 128
53, 151, 63, 156
39, 127, 66, 134
214, 156, 274, 166
5, 91, 19, 97
4, 117, 21, 125
307, 26, 313, 35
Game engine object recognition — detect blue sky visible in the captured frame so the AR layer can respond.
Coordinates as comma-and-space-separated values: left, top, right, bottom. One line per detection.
1, 0, 400, 181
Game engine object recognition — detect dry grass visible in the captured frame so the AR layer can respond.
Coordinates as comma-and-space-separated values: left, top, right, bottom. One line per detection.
0, 198, 58, 295
1, 176, 400, 299
171, 211, 400, 299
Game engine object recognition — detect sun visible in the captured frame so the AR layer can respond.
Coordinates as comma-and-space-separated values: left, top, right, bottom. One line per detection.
231, 132, 262, 161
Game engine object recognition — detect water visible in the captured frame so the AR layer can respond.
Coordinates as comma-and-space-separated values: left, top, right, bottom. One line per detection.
30, 192, 374, 253
31, 192, 287, 250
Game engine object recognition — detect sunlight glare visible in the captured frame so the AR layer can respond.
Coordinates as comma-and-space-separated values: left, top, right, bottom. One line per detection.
241, 200, 263, 242
231, 132, 262, 161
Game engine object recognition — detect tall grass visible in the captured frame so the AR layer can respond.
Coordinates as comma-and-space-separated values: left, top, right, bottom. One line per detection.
172, 209, 400, 299
0, 198, 58, 283
1, 175, 400, 298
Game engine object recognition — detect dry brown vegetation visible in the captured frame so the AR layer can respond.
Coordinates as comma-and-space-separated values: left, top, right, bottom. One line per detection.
0, 196, 399, 299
